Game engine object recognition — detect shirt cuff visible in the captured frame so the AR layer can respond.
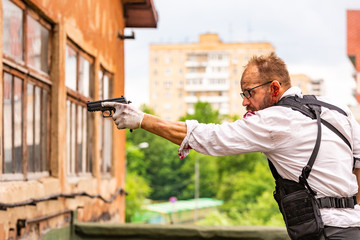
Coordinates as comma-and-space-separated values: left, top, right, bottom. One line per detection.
178, 120, 199, 159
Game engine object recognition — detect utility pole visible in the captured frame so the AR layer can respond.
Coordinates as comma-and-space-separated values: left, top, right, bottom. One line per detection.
194, 157, 199, 222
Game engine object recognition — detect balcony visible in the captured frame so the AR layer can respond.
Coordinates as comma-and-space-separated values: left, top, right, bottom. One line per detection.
185, 61, 209, 67
185, 96, 229, 104
185, 84, 229, 92
185, 78, 229, 92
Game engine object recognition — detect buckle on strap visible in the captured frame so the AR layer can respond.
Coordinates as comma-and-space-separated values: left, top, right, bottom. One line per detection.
317, 196, 357, 209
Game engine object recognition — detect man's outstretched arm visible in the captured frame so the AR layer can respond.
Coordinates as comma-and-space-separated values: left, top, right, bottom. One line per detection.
102, 102, 187, 145
141, 114, 187, 145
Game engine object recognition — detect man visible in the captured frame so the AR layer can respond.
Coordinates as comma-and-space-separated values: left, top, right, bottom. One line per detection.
104, 53, 360, 239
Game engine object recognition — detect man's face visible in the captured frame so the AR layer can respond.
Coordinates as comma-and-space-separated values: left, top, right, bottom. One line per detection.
240, 66, 273, 112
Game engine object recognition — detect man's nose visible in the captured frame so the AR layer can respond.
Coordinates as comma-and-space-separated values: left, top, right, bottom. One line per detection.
242, 97, 250, 106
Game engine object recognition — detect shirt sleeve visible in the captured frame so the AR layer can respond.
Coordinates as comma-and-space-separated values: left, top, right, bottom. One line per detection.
178, 112, 277, 158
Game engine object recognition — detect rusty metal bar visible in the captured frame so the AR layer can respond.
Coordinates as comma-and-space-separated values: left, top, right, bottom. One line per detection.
0, 187, 127, 211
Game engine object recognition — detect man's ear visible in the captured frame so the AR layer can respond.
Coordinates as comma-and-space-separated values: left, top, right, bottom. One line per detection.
271, 81, 281, 97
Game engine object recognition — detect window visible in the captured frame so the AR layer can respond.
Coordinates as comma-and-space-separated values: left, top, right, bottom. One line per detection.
98, 67, 113, 174
164, 80, 171, 89
165, 68, 172, 76
3, 72, 23, 174
3, 0, 23, 62
164, 56, 171, 64
2, 0, 51, 180
65, 41, 93, 177
26, 14, 50, 72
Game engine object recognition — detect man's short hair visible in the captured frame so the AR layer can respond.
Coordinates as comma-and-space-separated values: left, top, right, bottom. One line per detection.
244, 52, 291, 87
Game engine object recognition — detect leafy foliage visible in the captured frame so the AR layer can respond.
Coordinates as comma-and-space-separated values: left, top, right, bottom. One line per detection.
179, 101, 223, 124
125, 172, 152, 222
125, 101, 283, 226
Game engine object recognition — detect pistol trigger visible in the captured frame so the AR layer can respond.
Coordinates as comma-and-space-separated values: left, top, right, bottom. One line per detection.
103, 110, 112, 118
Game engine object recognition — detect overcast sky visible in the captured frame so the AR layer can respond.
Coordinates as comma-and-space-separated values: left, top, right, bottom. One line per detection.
124, 0, 360, 107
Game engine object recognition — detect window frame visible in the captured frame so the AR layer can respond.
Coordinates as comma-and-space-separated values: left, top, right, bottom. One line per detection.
2, 65, 51, 181
1, 0, 52, 181
2, 0, 52, 77
98, 66, 113, 177
65, 39, 94, 179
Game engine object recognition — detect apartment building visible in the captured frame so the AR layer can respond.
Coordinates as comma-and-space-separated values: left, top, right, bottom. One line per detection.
0, 0, 157, 239
149, 33, 275, 121
291, 74, 325, 96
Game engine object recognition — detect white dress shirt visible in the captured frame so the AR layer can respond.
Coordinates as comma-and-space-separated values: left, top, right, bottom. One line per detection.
179, 86, 360, 227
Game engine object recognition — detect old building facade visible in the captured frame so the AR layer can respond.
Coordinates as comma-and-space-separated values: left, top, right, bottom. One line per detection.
149, 33, 275, 121
290, 74, 325, 96
0, 0, 157, 239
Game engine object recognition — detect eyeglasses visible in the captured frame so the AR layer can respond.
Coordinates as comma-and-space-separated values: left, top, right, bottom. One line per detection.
240, 81, 273, 99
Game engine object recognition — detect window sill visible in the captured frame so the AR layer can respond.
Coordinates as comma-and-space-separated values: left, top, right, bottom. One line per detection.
0, 173, 25, 182
67, 173, 93, 184
0, 172, 50, 182
100, 172, 112, 179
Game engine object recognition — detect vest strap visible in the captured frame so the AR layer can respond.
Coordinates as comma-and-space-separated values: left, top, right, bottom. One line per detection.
316, 196, 357, 209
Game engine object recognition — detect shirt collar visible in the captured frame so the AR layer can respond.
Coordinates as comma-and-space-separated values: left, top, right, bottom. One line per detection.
280, 86, 303, 100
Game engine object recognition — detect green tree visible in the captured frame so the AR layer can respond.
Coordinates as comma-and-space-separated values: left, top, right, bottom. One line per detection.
125, 102, 283, 226
179, 151, 218, 199
217, 157, 283, 226
179, 101, 223, 124
126, 105, 192, 200
125, 172, 151, 222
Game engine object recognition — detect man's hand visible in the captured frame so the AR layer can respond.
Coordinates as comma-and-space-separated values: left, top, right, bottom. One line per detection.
102, 102, 145, 130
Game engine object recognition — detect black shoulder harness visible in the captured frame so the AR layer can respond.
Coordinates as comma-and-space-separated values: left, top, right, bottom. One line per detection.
276, 95, 351, 150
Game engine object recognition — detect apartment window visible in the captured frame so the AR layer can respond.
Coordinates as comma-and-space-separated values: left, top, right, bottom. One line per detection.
165, 68, 172, 76
65, 41, 93, 177
164, 103, 171, 110
98, 67, 113, 174
164, 56, 171, 64
187, 54, 196, 61
164, 80, 171, 89
165, 91, 171, 99
2, 0, 51, 180
178, 80, 183, 88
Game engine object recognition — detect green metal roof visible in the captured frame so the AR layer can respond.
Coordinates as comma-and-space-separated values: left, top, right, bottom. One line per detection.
145, 198, 223, 214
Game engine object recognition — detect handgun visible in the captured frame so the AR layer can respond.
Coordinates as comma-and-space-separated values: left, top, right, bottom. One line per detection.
87, 96, 131, 118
